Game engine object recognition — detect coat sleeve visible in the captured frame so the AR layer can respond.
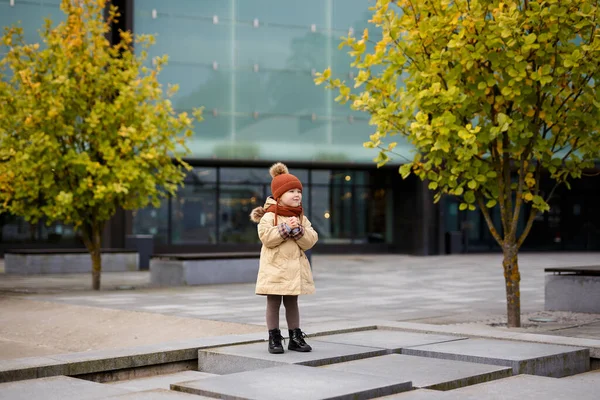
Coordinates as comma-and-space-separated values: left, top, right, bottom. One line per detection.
295, 216, 319, 250
258, 212, 288, 248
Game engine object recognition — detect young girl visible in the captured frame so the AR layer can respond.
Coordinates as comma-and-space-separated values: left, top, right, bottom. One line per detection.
250, 162, 318, 354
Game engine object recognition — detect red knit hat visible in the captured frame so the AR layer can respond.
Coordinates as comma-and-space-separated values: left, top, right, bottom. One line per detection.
270, 162, 303, 199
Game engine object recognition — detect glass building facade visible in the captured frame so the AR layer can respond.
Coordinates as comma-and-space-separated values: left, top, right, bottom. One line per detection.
132, 0, 409, 163
2, 0, 599, 254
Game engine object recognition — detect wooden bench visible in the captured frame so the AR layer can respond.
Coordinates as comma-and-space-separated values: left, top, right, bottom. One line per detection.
545, 266, 600, 313
150, 252, 260, 287
4, 249, 138, 274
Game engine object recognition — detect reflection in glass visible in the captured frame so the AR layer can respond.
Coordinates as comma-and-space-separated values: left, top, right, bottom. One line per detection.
220, 168, 272, 184
132, 201, 169, 244
310, 186, 332, 241
219, 184, 263, 243
172, 184, 217, 244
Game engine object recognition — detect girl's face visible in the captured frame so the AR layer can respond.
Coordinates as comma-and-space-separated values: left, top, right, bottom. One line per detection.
280, 188, 302, 207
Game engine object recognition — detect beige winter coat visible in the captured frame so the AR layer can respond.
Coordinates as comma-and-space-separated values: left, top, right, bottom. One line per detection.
250, 198, 318, 296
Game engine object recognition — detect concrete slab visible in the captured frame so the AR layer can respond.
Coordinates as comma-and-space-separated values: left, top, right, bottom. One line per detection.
441, 374, 599, 399
370, 319, 600, 358
172, 364, 412, 400
197, 340, 388, 374
0, 375, 130, 400
322, 354, 512, 390
108, 371, 214, 392
107, 388, 209, 399
0, 356, 67, 383
402, 338, 589, 377
0, 332, 265, 382
377, 389, 447, 399
313, 330, 466, 352
561, 369, 600, 384
545, 274, 600, 313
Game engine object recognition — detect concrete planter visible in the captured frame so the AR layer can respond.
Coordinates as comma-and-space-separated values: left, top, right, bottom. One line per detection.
150, 253, 260, 286
4, 249, 139, 275
545, 274, 600, 313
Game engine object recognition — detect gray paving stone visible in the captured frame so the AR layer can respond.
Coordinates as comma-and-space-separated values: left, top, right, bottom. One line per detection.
172, 364, 412, 400
561, 369, 600, 384
107, 371, 215, 392
0, 375, 130, 400
198, 340, 388, 374
441, 374, 599, 399
322, 354, 512, 390
313, 330, 466, 352
402, 338, 589, 377
106, 388, 210, 399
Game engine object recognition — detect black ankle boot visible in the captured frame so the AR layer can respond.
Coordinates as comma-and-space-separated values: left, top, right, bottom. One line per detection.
268, 329, 284, 354
288, 328, 312, 352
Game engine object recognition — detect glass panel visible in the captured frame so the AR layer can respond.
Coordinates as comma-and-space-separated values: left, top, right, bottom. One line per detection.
0, 214, 36, 242
331, 170, 355, 185
170, 67, 232, 111
236, 0, 327, 28
236, 24, 328, 71
332, 118, 372, 145
332, 0, 373, 31
445, 199, 460, 232
310, 185, 332, 241
312, 170, 331, 185
172, 184, 217, 244
235, 70, 325, 114
368, 187, 389, 243
184, 168, 217, 184
0, 214, 78, 244
331, 184, 354, 241
132, 201, 169, 244
354, 187, 368, 243
136, 14, 232, 67
39, 221, 77, 243
0, 1, 64, 46
235, 115, 329, 146
220, 168, 271, 184
291, 169, 309, 185
189, 114, 232, 143
219, 184, 263, 243
137, 0, 231, 18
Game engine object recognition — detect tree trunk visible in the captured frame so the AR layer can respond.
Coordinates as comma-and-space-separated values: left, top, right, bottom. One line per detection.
82, 224, 103, 291
502, 242, 521, 328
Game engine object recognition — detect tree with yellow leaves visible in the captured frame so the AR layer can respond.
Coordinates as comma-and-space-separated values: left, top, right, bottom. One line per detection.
0, 0, 201, 290
316, 0, 600, 327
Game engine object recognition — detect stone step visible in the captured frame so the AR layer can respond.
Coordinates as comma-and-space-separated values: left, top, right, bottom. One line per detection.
0, 375, 130, 400
107, 371, 215, 392
198, 340, 388, 374
381, 374, 599, 399
402, 338, 589, 377
172, 364, 412, 400
322, 354, 512, 390
447, 374, 597, 399
106, 388, 209, 399
313, 330, 466, 351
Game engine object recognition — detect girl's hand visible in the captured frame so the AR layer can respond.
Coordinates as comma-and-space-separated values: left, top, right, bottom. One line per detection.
288, 217, 299, 228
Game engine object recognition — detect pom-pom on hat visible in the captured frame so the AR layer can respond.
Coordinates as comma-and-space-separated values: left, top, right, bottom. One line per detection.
270, 162, 303, 199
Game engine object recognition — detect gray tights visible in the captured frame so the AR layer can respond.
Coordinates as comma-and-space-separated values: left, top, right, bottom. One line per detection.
266, 295, 299, 330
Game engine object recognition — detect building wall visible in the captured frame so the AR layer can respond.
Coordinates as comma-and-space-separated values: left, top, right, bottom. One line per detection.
132, 0, 411, 163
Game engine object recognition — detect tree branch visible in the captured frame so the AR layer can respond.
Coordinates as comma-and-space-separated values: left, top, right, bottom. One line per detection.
477, 194, 503, 246
509, 158, 526, 241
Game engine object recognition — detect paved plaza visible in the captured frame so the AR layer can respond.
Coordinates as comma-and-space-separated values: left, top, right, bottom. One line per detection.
0, 253, 599, 399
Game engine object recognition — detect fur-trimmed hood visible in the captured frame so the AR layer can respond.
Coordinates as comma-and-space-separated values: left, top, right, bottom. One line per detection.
249, 197, 277, 223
